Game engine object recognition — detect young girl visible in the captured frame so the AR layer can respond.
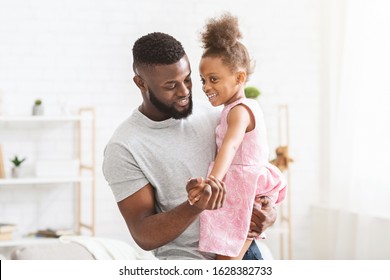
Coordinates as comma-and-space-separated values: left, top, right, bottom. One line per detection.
188, 13, 287, 260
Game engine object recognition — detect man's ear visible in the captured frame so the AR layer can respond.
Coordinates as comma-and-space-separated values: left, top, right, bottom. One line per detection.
236, 71, 247, 85
133, 75, 147, 92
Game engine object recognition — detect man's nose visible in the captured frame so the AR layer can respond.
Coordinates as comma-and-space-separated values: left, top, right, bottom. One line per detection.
177, 83, 190, 96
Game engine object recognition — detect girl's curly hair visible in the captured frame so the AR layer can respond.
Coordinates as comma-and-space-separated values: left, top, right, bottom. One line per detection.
200, 12, 254, 76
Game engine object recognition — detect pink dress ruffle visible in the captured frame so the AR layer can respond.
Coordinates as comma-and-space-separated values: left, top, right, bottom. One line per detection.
199, 98, 287, 257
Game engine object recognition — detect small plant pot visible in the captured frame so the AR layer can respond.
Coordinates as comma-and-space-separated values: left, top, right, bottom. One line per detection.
32, 104, 44, 116
11, 166, 21, 178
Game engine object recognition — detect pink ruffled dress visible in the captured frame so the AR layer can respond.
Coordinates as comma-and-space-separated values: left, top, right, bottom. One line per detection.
199, 98, 287, 257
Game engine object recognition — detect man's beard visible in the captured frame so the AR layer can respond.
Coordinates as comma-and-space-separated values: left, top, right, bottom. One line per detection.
149, 89, 193, 119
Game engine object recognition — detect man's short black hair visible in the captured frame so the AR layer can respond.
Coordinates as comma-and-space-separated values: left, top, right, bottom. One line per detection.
132, 32, 186, 69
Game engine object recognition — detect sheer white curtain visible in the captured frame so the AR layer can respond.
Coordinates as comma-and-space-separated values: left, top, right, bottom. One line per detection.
327, 0, 390, 259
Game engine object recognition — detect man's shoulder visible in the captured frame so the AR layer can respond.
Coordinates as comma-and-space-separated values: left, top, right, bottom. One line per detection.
111, 116, 133, 136
106, 112, 139, 147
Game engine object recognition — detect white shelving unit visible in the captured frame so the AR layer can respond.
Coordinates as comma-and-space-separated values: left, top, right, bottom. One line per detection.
273, 105, 293, 260
0, 177, 93, 185
0, 108, 96, 249
0, 115, 89, 122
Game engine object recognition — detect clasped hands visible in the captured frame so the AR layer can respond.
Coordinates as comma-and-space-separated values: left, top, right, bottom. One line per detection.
187, 176, 226, 210
186, 176, 277, 237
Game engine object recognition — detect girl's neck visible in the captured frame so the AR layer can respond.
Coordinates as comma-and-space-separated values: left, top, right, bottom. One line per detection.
224, 89, 245, 106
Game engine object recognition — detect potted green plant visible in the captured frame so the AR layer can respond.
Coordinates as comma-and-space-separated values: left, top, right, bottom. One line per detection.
32, 99, 44, 116
10, 155, 26, 178
244, 86, 261, 100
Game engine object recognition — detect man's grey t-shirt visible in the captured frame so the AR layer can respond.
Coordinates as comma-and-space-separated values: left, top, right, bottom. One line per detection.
103, 100, 220, 259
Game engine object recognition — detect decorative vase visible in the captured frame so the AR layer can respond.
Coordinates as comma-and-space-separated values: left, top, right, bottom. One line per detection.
11, 166, 21, 178
32, 104, 44, 116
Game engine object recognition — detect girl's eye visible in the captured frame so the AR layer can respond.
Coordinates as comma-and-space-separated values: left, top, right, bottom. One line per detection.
200, 78, 205, 85
210, 77, 217, 82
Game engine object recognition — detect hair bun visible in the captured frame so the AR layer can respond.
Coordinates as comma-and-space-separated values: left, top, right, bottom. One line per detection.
201, 12, 242, 50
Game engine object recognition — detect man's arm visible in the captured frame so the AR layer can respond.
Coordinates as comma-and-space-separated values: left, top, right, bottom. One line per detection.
118, 183, 201, 251
118, 177, 226, 251
248, 196, 277, 238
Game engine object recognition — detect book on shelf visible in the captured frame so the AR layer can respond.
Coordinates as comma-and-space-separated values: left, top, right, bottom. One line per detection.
0, 223, 16, 240
34, 228, 75, 238
0, 232, 13, 241
0, 223, 16, 233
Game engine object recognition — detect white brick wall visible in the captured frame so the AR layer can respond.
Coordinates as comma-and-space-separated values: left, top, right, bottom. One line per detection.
0, 0, 325, 259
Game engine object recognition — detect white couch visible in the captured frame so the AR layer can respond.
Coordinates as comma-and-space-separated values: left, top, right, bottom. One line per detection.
7, 236, 273, 260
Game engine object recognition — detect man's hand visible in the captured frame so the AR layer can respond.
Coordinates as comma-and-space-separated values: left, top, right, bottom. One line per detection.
186, 176, 226, 210
187, 177, 204, 205
248, 196, 277, 238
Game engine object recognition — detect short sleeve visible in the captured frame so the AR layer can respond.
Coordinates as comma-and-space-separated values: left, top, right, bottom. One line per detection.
103, 142, 149, 202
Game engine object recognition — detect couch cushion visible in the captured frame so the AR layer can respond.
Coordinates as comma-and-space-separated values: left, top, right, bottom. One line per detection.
10, 242, 95, 260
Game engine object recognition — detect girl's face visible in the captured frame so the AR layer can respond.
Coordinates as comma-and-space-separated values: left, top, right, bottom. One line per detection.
199, 56, 244, 107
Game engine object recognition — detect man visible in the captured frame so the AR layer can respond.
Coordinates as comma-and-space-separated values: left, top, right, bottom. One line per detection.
103, 32, 276, 260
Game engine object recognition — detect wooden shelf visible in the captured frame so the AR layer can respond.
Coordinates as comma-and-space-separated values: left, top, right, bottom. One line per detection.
0, 177, 93, 186
0, 108, 96, 244
0, 115, 92, 122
